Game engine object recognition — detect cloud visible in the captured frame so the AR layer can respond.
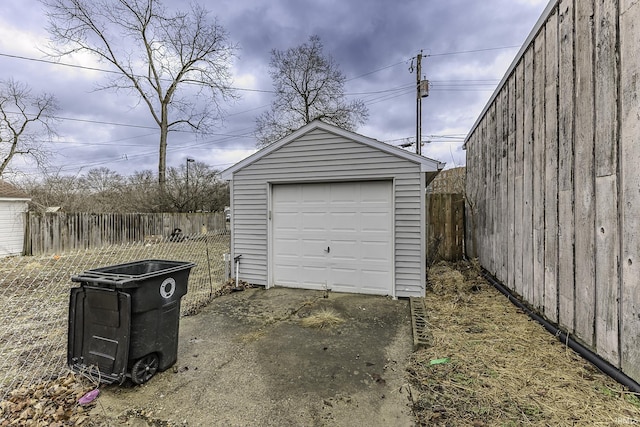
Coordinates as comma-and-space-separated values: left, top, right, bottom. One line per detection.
0, 0, 549, 178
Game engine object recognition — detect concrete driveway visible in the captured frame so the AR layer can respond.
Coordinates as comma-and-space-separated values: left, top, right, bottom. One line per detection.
90, 287, 414, 427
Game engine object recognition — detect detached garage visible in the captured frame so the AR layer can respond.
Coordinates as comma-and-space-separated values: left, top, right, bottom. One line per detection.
0, 180, 30, 258
221, 120, 444, 298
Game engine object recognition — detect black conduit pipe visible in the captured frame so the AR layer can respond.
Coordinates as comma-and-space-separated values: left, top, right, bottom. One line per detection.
480, 268, 640, 394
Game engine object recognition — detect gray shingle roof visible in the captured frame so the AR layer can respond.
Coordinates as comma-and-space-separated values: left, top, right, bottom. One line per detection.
0, 180, 30, 199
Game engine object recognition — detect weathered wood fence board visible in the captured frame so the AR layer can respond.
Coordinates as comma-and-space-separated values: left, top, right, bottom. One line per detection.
594, 0, 620, 366
532, 31, 545, 312
499, 89, 509, 283
573, 0, 596, 349
543, 8, 559, 324
514, 61, 524, 298
507, 74, 516, 292
620, 0, 640, 383
522, 47, 534, 307
24, 212, 226, 255
464, 0, 640, 384
426, 193, 464, 262
557, 0, 575, 334
488, 105, 497, 275
495, 97, 503, 279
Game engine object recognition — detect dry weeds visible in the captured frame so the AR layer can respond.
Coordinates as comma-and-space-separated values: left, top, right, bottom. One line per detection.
408, 261, 640, 426
300, 308, 345, 329
0, 236, 230, 401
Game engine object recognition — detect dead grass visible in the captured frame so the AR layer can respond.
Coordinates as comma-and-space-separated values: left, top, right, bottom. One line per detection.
0, 235, 230, 401
300, 308, 345, 329
408, 261, 640, 426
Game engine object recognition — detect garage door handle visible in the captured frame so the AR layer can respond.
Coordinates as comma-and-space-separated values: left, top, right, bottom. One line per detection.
324, 246, 330, 253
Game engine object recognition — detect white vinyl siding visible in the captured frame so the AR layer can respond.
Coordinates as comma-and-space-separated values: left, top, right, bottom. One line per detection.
0, 200, 28, 258
230, 127, 426, 297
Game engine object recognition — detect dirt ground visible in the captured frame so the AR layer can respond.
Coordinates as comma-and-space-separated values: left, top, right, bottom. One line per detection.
3, 261, 640, 426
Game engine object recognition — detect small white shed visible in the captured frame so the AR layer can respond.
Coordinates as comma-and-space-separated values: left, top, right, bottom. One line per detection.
221, 120, 444, 298
0, 181, 31, 258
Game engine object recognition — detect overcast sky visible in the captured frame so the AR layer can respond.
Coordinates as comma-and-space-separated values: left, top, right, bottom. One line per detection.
0, 0, 549, 180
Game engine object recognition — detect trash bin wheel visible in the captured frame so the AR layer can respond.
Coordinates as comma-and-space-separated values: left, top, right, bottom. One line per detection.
131, 353, 159, 385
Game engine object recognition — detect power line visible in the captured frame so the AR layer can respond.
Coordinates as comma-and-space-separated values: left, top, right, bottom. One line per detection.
2, 46, 519, 95
345, 60, 408, 82
49, 114, 158, 130
2, 108, 263, 135
345, 45, 520, 82
361, 89, 415, 107
385, 134, 466, 143
430, 79, 501, 83
344, 84, 414, 96
424, 45, 521, 57
0, 52, 274, 94
430, 88, 495, 92
46, 128, 256, 173
51, 132, 159, 148
0, 52, 123, 75
226, 104, 270, 117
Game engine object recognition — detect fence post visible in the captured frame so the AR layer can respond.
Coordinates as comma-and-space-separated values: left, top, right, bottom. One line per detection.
22, 212, 31, 256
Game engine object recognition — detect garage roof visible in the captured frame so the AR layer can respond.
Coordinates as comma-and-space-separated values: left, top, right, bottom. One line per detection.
221, 120, 445, 181
0, 180, 30, 200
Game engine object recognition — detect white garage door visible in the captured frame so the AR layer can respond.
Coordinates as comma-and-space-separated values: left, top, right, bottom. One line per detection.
272, 181, 393, 295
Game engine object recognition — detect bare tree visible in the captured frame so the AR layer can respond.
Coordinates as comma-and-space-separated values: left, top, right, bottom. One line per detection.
206, 180, 229, 213
80, 167, 124, 193
165, 165, 190, 212
24, 164, 229, 213
43, 0, 238, 194
164, 160, 223, 212
256, 35, 368, 147
120, 169, 162, 212
78, 167, 126, 212
0, 79, 58, 177
24, 171, 85, 212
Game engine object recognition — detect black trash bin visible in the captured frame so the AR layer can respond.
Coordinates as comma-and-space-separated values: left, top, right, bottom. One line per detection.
68, 259, 196, 385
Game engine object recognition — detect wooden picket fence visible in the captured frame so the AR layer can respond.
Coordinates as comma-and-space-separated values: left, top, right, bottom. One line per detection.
426, 193, 465, 263
23, 212, 227, 255
24, 204, 464, 261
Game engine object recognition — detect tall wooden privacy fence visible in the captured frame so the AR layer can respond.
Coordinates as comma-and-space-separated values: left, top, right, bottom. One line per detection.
24, 212, 227, 255
426, 193, 465, 263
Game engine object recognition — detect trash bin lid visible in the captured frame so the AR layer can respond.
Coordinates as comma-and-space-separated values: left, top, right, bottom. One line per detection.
72, 259, 196, 288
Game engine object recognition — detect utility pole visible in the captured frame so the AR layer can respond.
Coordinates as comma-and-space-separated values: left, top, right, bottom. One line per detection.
416, 51, 422, 156
410, 51, 429, 156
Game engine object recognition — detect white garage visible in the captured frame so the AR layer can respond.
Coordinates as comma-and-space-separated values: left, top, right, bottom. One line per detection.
0, 181, 31, 258
221, 120, 444, 298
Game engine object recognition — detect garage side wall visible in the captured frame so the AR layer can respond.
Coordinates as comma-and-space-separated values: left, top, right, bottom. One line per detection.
0, 200, 28, 257
231, 128, 425, 297
465, 0, 640, 383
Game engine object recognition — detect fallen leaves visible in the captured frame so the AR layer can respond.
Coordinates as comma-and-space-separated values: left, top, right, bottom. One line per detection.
0, 372, 95, 426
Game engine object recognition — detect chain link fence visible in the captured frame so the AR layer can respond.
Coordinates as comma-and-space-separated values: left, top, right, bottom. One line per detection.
0, 231, 230, 402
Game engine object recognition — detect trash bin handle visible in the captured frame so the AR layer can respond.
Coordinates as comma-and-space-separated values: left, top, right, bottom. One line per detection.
71, 275, 127, 286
